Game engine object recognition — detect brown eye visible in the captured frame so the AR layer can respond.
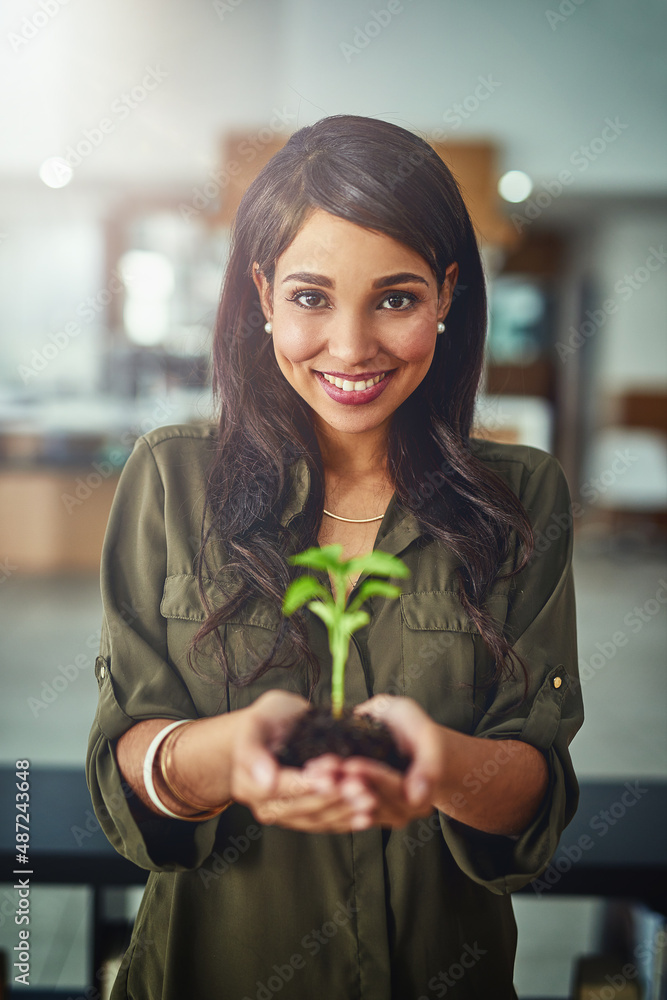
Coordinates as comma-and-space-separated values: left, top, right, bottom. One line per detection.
380, 292, 419, 311
287, 289, 328, 309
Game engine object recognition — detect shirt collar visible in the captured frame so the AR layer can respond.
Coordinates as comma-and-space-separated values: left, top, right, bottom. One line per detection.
279, 454, 424, 560
279, 455, 311, 528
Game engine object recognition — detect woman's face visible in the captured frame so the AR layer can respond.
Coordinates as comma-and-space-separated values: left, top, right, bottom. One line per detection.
252, 208, 458, 446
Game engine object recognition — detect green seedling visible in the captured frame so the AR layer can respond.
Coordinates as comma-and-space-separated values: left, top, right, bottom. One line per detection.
282, 545, 411, 718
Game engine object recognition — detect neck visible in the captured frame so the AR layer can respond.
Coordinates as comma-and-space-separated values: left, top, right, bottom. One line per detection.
315, 418, 390, 479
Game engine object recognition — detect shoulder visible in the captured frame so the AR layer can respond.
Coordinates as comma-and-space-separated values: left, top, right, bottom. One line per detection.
138, 420, 217, 452
132, 421, 217, 471
469, 437, 557, 475
116, 421, 218, 497
469, 438, 567, 501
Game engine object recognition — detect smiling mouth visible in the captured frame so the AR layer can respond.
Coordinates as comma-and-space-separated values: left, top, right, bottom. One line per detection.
318, 371, 391, 392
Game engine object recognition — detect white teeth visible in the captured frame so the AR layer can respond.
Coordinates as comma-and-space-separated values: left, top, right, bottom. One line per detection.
322, 372, 386, 391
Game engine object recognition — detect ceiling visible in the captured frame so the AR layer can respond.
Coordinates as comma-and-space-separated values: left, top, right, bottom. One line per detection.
1, 0, 665, 197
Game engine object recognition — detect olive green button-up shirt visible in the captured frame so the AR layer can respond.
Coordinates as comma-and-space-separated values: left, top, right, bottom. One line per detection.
86, 422, 583, 1000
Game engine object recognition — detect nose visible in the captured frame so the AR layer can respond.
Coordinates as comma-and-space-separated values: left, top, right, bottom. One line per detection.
326, 307, 379, 368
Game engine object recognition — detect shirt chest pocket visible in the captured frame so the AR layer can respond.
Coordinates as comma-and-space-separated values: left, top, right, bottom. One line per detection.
399, 589, 509, 734
160, 573, 309, 716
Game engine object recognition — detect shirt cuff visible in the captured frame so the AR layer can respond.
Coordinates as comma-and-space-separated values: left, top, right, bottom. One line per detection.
87, 722, 226, 873
438, 743, 578, 895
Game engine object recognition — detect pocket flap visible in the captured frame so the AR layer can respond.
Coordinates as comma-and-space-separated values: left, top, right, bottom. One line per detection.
160, 573, 282, 630
161, 574, 215, 622
400, 588, 510, 634
400, 590, 481, 633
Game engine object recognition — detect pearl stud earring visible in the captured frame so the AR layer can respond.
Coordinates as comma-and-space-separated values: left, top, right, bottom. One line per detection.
264, 320, 273, 334
437, 321, 446, 334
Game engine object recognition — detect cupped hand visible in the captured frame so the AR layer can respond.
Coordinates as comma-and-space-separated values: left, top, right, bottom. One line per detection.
326, 695, 446, 828
227, 690, 385, 833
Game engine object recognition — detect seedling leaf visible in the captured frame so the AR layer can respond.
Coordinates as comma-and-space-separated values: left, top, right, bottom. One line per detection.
288, 545, 346, 572
340, 610, 370, 634
281, 543, 410, 717
282, 576, 329, 616
346, 550, 411, 579
307, 601, 336, 631
347, 580, 402, 614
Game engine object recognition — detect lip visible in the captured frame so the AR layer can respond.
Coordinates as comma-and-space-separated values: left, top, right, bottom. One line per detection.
314, 369, 396, 406
319, 370, 393, 379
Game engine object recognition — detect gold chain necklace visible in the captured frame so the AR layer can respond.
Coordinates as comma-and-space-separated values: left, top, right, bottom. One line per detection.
322, 508, 385, 523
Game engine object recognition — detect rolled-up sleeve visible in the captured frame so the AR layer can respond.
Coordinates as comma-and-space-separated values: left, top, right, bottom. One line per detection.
439, 450, 584, 894
85, 435, 225, 873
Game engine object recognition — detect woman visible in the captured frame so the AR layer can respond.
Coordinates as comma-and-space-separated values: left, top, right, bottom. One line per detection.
87, 114, 583, 999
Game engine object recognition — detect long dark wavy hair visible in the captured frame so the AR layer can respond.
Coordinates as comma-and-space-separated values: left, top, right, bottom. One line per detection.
188, 114, 534, 700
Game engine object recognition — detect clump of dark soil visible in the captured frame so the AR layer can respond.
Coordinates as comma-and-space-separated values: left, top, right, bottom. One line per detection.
275, 704, 411, 773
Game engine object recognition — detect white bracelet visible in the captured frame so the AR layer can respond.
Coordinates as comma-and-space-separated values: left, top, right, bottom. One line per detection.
143, 720, 192, 819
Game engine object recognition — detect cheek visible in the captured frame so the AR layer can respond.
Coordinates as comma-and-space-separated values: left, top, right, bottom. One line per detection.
389, 318, 436, 364
272, 322, 320, 365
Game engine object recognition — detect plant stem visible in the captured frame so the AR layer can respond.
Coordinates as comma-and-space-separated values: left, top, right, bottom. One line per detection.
330, 570, 348, 718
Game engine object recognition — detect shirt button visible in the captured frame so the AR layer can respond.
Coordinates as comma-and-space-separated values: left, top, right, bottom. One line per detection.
553, 675, 562, 689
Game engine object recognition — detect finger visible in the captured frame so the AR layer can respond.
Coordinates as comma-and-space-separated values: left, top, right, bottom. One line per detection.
263, 765, 382, 824
299, 794, 379, 833
301, 754, 345, 792
266, 766, 364, 816
270, 766, 318, 802
344, 758, 432, 811
253, 689, 311, 719
352, 697, 423, 757
343, 766, 435, 826
233, 743, 280, 798
249, 693, 312, 753
276, 808, 374, 834
258, 786, 377, 831
352, 693, 394, 718
341, 756, 408, 790
245, 753, 430, 832
339, 759, 423, 822
302, 753, 344, 773
237, 745, 313, 802
264, 784, 429, 833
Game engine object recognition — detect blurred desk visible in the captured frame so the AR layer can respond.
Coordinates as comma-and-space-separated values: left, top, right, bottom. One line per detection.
516, 780, 667, 914
0, 467, 120, 572
1, 769, 665, 994
0, 388, 214, 572
0, 768, 146, 991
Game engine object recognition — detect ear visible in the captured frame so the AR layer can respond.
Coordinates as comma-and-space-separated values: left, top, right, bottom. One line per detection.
252, 262, 273, 322
437, 262, 459, 323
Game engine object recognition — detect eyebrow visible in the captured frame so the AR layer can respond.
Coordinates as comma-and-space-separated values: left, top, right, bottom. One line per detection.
281, 271, 430, 288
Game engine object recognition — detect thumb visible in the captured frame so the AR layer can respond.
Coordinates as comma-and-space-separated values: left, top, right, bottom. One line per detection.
249, 750, 278, 793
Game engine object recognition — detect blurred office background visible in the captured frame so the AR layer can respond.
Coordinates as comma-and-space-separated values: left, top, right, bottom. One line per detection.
0, 0, 665, 997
